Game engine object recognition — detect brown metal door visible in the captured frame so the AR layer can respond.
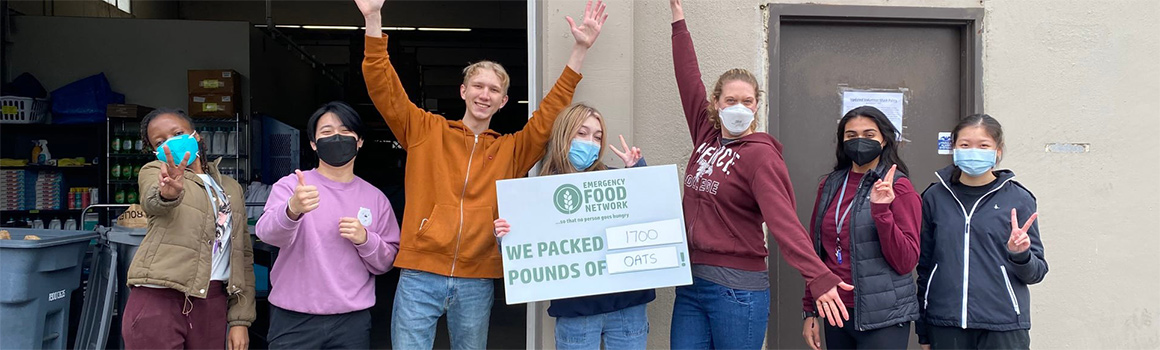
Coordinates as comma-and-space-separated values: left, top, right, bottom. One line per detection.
767, 9, 981, 348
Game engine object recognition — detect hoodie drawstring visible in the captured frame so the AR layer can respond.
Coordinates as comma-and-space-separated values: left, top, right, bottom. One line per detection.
182, 294, 194, 330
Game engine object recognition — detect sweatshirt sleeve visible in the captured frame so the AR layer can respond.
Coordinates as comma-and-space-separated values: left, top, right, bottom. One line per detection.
509, 68, 583, 173
254, 175, 301, 248
1007, 199, 1048, 284
749, 156, 841, 300
227, 225, 257, 327
802, 178, 827, 313
354, 196, 402, 275
869, 177, 922, 275
671, 20, 714, 143
915, 191, 937, 344
362, 35, 444, 149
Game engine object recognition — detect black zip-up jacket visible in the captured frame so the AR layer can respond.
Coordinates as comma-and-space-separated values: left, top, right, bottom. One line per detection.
915, 166, 1048, 343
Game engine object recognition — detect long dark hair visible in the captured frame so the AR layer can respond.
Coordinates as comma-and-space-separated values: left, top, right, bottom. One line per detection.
832, 106, 909, 176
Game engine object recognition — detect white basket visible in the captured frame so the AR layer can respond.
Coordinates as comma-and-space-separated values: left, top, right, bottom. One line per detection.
1, 96, 50, 124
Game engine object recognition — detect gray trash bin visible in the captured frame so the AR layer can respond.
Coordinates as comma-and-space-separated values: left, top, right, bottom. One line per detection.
107, 226, 145, 331
0, 228, 99, 350
73, 225, 145, 350
73, 235, 117, 350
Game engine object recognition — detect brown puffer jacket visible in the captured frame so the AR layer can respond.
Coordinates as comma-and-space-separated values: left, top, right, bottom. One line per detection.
128, 159, 256, 327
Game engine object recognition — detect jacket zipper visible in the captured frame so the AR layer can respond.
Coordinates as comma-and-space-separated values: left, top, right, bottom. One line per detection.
934, 172, 1013, 329
1000, 265, 1021, 315
450, 135, 480, 277
924, 264, 939, 309
850, 175, 868, 331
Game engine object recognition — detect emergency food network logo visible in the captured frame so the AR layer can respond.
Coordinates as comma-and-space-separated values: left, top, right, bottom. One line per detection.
552, 178, 629, 215
554, 184, 583, 214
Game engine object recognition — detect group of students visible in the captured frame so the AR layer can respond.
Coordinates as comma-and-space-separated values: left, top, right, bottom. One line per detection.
118, 0, 1047, 349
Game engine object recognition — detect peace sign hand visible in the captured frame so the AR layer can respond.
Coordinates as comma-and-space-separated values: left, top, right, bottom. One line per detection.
1007, 208, 1038, 253
157, 144, 189, 201
869, 164, 897, 204
607, 135, 642, 168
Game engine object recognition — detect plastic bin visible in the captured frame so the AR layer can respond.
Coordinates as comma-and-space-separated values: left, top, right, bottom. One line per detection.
0, 228, 100, 350
73, 238, 116, 350
0, 96, 50, 124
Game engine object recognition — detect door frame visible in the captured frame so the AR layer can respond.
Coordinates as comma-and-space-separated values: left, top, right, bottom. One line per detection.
763, 3, 984, 346
765, 4, 984, 138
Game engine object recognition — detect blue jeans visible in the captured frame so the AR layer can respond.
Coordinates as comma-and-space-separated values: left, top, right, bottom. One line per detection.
391, 269, 494, 350
670, 277, 770, 349
555, 303, 649, 350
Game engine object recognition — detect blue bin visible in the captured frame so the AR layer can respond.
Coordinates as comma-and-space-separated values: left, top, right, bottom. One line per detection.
0, 228, 99, 350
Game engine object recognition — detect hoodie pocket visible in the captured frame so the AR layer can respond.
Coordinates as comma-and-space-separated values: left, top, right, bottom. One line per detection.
456, 206, 501, 264
688, 199, 743, 255
1000, 265, 1021, 315
413, 204, 459, 253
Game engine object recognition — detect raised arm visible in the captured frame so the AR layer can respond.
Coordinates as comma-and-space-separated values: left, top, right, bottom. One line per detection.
670, 0, 713, 142
510, 0, 605, 172
357, 0, 443, 149
868, 168, 922, 275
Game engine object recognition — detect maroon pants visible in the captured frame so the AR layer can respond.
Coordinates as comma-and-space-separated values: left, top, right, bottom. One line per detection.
122, 281, 228, 350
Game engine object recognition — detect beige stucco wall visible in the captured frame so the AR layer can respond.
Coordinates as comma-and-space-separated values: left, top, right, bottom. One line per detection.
539, 0, 1160, 348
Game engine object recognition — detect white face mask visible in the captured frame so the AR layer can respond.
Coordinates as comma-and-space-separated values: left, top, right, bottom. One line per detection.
719, 104, 755, 135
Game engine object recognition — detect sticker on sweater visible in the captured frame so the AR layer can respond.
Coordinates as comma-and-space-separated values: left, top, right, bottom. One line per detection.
358, 207, 373, 227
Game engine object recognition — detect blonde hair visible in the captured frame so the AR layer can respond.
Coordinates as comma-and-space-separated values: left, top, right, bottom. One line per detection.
462, 61, 510, 93
540, 103, 609, 176
706, 68, 763, 132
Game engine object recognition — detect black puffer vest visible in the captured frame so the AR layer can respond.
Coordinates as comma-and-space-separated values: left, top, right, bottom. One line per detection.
811, 163, 920, 331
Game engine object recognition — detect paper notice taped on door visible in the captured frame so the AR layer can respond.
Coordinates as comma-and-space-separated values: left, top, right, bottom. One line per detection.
841, 90, 905, 138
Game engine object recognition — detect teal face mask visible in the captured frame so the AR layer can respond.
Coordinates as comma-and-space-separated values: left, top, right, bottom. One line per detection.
154, 134, 200, 167
953, 148, 996, 176
568, 139, 601, 171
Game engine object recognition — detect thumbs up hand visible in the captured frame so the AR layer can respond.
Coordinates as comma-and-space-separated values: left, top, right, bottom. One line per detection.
286, 170, 320, 220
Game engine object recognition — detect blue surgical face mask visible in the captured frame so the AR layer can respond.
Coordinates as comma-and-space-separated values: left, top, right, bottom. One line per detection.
568, 138, 601, 171
154, 133, 200, 167
953, 148, 996, 177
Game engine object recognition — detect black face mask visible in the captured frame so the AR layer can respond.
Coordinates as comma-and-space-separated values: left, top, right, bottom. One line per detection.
315, 135, 359, 167
843, 138, 883, 166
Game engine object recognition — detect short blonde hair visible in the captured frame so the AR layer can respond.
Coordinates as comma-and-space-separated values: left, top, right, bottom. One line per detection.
462, 61, 510, 93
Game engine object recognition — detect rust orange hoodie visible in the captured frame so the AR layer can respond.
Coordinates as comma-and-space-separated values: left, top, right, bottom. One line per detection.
362, 35, 582, 278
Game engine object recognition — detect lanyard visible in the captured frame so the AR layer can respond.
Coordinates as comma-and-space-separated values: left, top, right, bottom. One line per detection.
833, 172, 856, 265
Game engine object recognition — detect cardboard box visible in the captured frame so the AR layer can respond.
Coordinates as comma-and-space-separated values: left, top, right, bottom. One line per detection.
189, 94, 237, 118
188, 70, 241, 95
107, 104, 155, 119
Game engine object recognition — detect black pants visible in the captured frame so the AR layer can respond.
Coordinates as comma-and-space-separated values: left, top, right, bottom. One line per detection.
927, 325, 1030, 350
267, 305, 371, 350
823, 315, 910, 350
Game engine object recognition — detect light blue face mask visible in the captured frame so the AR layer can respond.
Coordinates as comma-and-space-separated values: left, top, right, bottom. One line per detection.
154, 134, 200, 167
953, 148, 996, 176
568, 138, 601, 171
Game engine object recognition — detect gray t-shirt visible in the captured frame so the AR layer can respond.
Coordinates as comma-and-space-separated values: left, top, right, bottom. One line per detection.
198, 174, 232, 281
692, 264, 770, 291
